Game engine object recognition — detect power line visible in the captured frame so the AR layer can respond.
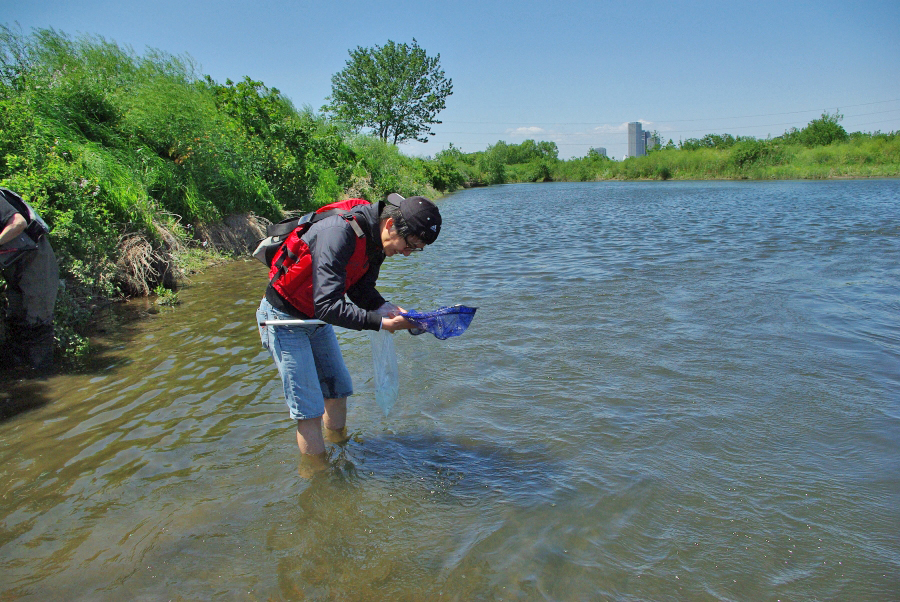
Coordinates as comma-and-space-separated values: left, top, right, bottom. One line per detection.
421, 117, 899, 149
432, 113, 900, 137
424, 108, 900, 136
436, 97, 900, 127
634, 99, 900, 124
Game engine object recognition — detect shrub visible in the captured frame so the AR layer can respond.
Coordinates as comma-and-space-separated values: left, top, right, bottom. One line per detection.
348, 136, 434, 199
781, 111, 849, 147
423, 156, 465, 192
729, 139, 769, 169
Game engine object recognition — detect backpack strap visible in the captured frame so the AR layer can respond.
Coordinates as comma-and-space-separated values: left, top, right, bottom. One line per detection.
345, 215, 364, 238
266, 208, 362, 237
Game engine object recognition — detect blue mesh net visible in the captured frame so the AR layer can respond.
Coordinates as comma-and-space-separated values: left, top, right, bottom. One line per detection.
401, 305, 477, 340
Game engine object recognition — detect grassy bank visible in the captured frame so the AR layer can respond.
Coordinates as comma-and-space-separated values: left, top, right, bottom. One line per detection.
583, 134, 900, 181
421, 129, 898, 188
434, 128, 900, 185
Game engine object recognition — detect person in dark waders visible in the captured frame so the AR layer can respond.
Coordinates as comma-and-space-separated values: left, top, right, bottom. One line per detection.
256, 193, 441, 475
0, 188, 59, 373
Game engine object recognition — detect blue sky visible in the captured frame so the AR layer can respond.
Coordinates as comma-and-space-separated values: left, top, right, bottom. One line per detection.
3, 0, 899, 159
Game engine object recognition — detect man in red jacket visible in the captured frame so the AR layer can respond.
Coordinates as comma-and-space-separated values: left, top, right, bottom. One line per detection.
256, 193, 441, 472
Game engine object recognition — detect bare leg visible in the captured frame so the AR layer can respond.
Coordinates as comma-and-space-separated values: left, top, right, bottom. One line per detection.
295, 397, 348, 476
296, 416, 325, 455
323, 397, 348, 443
296, 417, 328, 478
295, 397, 346, 453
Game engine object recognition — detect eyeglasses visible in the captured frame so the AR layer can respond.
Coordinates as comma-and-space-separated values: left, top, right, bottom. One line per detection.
391, 224, 425, 252
402, 234, 425, 252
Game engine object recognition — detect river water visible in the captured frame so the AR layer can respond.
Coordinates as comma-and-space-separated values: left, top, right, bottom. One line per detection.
1, 180, 898, 600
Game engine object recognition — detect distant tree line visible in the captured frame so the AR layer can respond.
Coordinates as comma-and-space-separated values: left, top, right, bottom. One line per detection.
676, 112, 851, 151
427, 110, 897, 185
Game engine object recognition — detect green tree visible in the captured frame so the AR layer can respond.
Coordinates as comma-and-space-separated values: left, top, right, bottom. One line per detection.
783, 111, 849, 147
476, 152, 506, 185
680, 133, 736, 150
323, 39, 452, 144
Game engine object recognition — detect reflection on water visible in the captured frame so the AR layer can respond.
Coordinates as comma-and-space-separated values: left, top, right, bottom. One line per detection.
1, 180, 899, 599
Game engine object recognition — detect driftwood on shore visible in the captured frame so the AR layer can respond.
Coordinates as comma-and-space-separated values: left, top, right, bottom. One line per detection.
192, 213, 270, 256
114, 213, 269, 297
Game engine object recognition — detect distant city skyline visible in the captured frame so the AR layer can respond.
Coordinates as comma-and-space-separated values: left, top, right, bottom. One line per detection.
625, 123, 660, 159
2, 0, 898, 160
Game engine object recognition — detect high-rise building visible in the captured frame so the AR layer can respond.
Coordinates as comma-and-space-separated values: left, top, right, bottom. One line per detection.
628, 122, 646, 157
592, 147, 607, 157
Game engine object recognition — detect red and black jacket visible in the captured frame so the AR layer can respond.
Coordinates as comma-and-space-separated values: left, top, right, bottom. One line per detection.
265, 200, 386, 330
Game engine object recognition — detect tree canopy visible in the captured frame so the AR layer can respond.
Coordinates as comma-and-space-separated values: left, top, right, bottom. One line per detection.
322, 39, 452, 145
781, 111, 849, 147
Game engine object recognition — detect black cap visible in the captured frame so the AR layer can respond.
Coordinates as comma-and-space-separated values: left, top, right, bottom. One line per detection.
386, 193, 441, 244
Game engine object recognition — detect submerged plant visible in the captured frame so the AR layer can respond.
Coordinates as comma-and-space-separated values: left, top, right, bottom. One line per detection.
153, 284, 179, 306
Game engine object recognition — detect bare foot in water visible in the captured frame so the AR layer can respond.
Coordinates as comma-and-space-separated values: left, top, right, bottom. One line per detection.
324, 426, 350, 445
298, 452, 329, 478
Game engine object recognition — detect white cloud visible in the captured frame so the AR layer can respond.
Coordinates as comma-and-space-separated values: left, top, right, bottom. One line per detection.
507, 126, 546, 136
592, 122, 628, 134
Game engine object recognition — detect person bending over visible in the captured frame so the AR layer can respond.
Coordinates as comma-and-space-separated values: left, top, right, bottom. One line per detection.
256, 193, 441, 472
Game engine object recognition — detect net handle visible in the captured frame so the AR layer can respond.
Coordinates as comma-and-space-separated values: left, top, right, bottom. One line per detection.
259, 319, 325, 327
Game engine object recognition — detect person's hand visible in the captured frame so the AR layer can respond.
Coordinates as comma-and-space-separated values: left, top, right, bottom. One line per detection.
376, 302, 406, 318
380, 314, 415, 333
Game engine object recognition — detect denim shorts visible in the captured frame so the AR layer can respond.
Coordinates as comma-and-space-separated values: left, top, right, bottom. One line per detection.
256, 297, 354, 420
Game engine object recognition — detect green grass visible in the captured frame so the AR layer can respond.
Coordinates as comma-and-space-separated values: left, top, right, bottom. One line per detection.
579, 135, 900, 181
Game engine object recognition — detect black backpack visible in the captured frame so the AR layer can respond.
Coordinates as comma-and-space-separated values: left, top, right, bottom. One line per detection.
250, 199, 371, 267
